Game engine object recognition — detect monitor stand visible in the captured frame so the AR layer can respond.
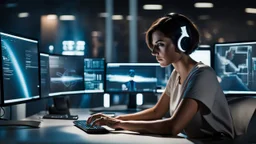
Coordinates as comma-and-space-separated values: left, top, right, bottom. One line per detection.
0, 119, 41, 128
43, 96, 78, 120
90, 93, 141, 114
0, 107, 40, 128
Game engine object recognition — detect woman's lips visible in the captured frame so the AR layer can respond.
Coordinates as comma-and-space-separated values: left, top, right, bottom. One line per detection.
157, 58, 163, 61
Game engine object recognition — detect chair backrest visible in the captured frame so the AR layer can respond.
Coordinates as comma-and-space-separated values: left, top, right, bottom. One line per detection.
228, 97, 256, 136
247, 109, 256, 143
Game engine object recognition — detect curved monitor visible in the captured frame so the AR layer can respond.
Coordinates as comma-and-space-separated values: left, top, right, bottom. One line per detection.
40, 53, 50, 98
40, 54, 105, 98
48, 55, 84, 97
0, 32, 40, 105
106, 63, 170, 93
214, 41, 256, 95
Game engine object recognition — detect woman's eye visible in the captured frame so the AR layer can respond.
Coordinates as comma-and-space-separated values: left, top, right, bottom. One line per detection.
157, 43, 164, 47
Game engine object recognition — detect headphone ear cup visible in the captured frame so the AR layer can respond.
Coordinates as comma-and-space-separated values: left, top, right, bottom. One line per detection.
180, 37, 191, 53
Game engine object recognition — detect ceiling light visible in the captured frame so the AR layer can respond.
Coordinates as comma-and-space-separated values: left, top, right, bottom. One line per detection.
59, 15, 75, 21
199, 45, 210, 48
18, 12, 29, 18
112, 15, 123, 20
47, 15, 57, 20
245, 8, 256, 14
218, 37, 225, 43
92, 31, 101, 37
99, 12, 108, 18
143, 4, 162, 10
194, 2, 213, 8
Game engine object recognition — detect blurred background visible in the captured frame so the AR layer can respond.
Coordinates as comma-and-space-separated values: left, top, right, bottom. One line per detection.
0, 0, 256, 116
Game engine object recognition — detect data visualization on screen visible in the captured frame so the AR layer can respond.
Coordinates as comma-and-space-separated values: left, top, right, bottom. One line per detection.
106, 63, 170, 93
215, 42, 256, 94
0, 32, 40, 105
84, 58, 105, 93
49, 55, 84, 96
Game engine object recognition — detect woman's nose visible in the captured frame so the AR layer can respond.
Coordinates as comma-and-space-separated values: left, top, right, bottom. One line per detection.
151, 51, 158, 56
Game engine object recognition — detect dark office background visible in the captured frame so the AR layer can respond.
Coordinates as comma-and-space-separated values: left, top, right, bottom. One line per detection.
0, 0, 256, 117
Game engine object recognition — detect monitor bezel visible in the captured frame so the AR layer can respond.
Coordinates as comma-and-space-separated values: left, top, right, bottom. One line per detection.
0, 32, 41, 106
39, 52, 51, 99
45, 53, 86, 98
213, 40, 256, 96
105, 62, 162, 94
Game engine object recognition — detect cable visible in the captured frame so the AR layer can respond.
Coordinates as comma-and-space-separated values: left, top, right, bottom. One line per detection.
0, 107, 5, 118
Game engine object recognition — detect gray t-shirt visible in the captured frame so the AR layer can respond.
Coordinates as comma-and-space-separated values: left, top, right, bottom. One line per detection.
165, 62, 235, 138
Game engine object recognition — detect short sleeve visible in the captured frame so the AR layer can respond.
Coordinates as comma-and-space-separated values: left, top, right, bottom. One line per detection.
182, 67, 219, 113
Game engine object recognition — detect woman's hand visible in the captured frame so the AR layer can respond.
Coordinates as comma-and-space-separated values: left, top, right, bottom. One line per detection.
87, 113, 121, 129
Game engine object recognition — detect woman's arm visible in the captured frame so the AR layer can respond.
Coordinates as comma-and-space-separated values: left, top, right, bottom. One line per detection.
116, 92, 170, 121
116, 98, 199, 135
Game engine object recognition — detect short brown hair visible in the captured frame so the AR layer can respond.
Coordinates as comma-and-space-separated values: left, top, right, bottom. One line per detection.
145, 13, 200, 55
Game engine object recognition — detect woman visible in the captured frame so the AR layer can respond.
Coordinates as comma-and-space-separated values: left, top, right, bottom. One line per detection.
87, 13, 235, 139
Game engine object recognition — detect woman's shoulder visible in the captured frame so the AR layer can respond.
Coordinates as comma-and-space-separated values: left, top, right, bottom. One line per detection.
192, 63, 217, 79
196, 62, 215, 73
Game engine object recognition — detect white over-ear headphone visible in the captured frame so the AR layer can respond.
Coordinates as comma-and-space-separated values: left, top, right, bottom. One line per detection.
177, 26, 190, 52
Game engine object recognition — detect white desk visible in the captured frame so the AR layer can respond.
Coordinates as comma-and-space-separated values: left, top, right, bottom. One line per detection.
0, 109, 237, 144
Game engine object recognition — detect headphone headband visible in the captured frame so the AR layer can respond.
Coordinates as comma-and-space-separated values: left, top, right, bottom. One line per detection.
164, 13, 190, 53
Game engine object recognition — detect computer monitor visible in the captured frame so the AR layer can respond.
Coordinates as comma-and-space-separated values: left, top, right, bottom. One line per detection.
106, 63, 167, 93
84, 58, 105, 93
40, 53, 50, 98
214, 41, 256, 95
48, 55, 84, 97
0, 32, 40, 106
190, 49, 211, 66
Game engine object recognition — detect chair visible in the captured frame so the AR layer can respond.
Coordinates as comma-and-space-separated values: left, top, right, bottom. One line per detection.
228, 97, 256, 136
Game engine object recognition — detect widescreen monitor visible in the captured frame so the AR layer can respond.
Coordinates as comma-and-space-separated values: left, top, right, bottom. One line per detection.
214, 41, 256, 94
0, 32, 40, 105
84, 58, 105, 93
106, 63, 170, 93
49, 55, 84, 96
40, 53, 50, 98
190, 49, 211, 66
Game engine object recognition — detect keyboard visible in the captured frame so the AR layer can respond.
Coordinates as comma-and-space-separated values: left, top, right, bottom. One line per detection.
43, 114, 78, 120
73, 120, 110, 134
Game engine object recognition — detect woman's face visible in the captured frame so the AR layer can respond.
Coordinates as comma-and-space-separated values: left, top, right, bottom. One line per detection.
151, 30, 182, 67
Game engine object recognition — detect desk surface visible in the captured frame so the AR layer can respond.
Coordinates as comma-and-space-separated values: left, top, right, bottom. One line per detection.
0, 108, 239, 144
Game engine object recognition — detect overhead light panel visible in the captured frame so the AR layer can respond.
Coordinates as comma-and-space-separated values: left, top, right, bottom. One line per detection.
18, 12, 29, 18
59, 15, 75, 21
194, 2, 213, 8
47, 14, 57, 20
143, 4, 162, 10
199, 45, 210, 48
112, 15, 123, 20
99, 12, 108, 18
245, 8, 256, 14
